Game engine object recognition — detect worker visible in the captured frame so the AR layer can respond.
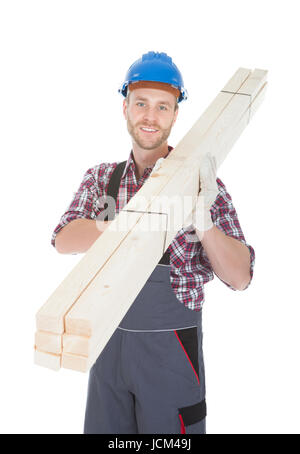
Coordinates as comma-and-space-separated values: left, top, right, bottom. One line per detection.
51, 51, 255, 434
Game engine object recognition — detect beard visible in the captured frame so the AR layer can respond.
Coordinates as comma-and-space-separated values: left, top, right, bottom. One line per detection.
126, 116, 174, 150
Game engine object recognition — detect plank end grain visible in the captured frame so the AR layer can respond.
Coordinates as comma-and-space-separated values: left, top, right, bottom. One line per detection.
34, 349, 61, 371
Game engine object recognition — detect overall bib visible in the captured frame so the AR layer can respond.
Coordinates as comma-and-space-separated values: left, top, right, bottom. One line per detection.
84, 162, 207, 434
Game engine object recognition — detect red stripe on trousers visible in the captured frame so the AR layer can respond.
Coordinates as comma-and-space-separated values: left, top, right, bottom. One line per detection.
179, 414, 186, 434
174, 330, 200, 385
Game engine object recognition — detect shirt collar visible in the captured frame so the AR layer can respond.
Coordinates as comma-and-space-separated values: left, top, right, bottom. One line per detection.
121, 145, 174, 180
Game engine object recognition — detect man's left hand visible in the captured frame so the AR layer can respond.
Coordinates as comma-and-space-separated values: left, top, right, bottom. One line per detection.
192, 153, 219, 233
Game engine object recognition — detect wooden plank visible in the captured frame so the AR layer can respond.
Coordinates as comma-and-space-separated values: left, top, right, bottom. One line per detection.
137, 69, 266, 243
34, 349, 61, 371
35, 68, 267, 372
62, 85, 269, 366
63, 333, 91, 357
63, 70, 267, 367
36, 212, 142, 334
213, 79, 268, 168
65, 212, 168, 336
223, 67, 252, 93
236, 68, 267, 98
35, 331, 62, 354
249, 81, 268, 121
35, 68, 252, 336
61, 352, 91, 373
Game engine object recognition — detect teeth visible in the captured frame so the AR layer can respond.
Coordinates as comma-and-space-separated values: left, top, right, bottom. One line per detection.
141, 127, 157, 132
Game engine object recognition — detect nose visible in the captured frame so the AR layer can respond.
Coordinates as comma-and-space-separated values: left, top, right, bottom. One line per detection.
142, 106, 158, 125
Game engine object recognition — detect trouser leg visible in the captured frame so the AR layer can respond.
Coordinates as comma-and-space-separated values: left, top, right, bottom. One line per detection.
127, 327, 206, 434
83, 329, 138, 434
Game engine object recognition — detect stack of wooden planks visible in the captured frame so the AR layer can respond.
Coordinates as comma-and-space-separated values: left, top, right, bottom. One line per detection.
34, 67, 267, 372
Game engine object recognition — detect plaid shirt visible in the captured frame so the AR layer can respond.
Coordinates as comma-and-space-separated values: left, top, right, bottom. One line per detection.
51, 146, 255, 311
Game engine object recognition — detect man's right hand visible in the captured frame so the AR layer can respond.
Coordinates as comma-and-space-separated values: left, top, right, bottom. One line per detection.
55, 219, 111, 254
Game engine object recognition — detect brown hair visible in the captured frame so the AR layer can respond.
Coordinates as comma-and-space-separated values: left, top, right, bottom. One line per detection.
127, 80, 179, 111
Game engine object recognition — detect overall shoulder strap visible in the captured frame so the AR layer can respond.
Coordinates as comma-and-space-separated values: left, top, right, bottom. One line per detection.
106, 161, 127, 202
103, 161, 126, 222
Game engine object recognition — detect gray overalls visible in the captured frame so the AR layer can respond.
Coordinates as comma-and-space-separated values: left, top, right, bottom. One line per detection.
84, 162, 207, 434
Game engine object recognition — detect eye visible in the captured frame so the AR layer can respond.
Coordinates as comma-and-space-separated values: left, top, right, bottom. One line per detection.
137, 102, 145, 107
159, 105, 167, 111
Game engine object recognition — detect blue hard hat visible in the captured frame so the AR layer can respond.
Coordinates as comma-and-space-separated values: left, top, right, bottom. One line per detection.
118, 51, 188, 103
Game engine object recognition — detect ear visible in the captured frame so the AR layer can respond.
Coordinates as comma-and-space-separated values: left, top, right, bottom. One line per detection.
172, 106, 179, 125
123, 98, 128, 119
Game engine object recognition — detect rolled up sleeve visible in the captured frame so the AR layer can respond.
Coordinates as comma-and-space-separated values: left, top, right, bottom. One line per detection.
210, 177, 255, 290
51, 167, 101, 248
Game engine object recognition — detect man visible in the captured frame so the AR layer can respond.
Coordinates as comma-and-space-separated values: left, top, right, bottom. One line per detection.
51, 51, 255, 434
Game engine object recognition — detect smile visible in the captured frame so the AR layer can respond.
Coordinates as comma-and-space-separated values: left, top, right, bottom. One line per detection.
140, 127, 159, 133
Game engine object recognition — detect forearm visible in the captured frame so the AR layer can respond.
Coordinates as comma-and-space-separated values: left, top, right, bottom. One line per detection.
196, 225, 251, 290
55, 219, 110, 254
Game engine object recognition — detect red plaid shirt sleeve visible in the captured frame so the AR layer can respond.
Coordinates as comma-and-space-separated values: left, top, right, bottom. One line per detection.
51, 164, 115, 247
168, 177, 255, 311
210, 177, 255, 290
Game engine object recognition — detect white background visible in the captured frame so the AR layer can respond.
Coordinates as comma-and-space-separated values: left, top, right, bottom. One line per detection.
0, 0, 299, 434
